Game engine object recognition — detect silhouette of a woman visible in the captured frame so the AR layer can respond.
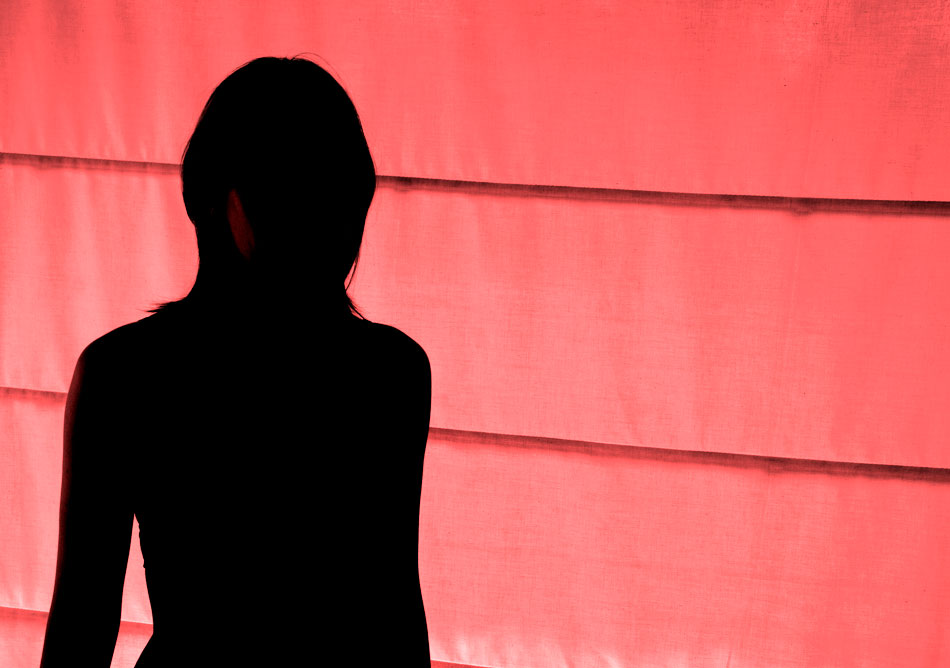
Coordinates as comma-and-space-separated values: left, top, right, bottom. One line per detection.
40, 57, 432, 667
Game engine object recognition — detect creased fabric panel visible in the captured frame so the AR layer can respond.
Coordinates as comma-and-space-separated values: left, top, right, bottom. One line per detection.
4, 1, 950, 198
0, 157, 196, 393
0, 391, 61, 615
420, 433, 950, 668
0, 390, 151, 625
353, 184, 950, 468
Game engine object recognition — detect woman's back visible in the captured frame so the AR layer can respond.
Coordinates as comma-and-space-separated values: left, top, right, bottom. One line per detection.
85, 299, 431, 665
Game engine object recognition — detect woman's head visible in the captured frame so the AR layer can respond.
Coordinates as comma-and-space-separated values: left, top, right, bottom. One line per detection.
179, 56, 376, 315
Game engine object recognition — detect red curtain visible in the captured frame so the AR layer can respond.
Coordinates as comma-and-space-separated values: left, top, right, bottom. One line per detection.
3, 2, 950, 666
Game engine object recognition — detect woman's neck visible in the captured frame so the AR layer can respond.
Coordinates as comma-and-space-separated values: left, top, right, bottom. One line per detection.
185, 263, 354, 322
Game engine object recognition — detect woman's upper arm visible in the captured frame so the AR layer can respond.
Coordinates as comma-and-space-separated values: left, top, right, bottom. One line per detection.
406, 336, 432, 441
402, 336, 431, 525
41, 341, 134, 668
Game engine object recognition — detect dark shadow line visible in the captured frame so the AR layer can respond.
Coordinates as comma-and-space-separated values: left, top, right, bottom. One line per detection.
429, 427, 950, 483
381, 175, 950, 216
4, 151, 950, 215
0, 605, 154, 632
4, 386, 948, 479
0, 151, 180, 175
0, 385, 68, 400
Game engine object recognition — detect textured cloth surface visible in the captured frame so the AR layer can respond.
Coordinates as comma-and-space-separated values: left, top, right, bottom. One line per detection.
2, 2, 950, 667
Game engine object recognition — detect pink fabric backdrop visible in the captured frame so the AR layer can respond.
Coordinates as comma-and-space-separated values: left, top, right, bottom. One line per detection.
2, 2, 949, 666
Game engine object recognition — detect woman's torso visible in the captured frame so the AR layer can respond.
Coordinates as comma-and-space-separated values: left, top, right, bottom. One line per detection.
99, 300, 430, 665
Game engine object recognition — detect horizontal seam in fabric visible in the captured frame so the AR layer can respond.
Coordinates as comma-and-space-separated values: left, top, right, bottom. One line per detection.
0, 385, 66, 399
3, 151, 950, 214
428, 427, 950, 481
3, 385, 946, 478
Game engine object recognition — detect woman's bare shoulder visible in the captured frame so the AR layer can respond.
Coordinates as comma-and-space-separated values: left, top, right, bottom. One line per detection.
78, 311, 430, 384
72, 311, 186, 389
78, 312, 168, 360
355, 319, 430, 372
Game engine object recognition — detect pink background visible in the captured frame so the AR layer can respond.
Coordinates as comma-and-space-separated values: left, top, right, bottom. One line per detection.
2, 1, 950, 666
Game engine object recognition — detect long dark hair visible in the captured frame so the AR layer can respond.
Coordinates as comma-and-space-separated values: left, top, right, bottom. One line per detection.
154, 56, 376, 316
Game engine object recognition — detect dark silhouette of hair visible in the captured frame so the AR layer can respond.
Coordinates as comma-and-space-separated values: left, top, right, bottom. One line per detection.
42, 56, 431, 667
158, 56, 376, 316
